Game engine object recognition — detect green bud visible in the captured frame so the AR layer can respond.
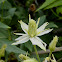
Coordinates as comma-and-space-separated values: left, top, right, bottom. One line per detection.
43, 54, 56, 62
19, 54, 30, 60
23, 58, 38, 62
28, 19, 37, 37
49, 36, 58, 52
0, 60, 5, 62
0, 44, 7, 58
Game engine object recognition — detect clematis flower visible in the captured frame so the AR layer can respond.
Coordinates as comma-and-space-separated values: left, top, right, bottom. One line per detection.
12, 15, 53, 51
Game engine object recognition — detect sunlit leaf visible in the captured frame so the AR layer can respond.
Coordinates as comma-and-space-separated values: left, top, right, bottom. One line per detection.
56, 6, 62, 14
45, 0, 62, 9
36, 0, 56, 12
0, 22, 10, 28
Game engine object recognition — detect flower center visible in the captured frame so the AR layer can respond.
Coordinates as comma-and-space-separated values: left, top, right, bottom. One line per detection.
28, 19, 37, 37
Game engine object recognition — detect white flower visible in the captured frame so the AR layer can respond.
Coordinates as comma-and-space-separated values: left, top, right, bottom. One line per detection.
12, 14, 53, 51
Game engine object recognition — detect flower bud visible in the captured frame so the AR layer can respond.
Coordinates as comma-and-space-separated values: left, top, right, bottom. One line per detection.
0, 44, 7, 58
49, 36, 58, 52
19, 54, 30, 60
0, 60, 5, 62
28, 19, 37, 37
23, 58, 38, 62
43, 54, 56, 62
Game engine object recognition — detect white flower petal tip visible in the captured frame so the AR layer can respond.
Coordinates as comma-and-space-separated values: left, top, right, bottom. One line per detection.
14, 33, 25, 35
18, 20, 22, 24
46, 22, 49, 25
11, 43, 18, 45
37, 17, 40, 28
11, 43, 16, 45
29, 14, 31, 21
29, 14, 31, 18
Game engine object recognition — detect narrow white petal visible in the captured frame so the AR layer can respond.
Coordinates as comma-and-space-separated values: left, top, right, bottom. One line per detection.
29, 14, 31, 22
12, 35, 29, 45
30, 37, 46, 51
37, 22, 49, 33
15, 34, 28, 41
14, 33, 25, 35
37, 29, 53, 36
18, 20, 28, 34
35, 37, 47, 47
37, 17, 40, 28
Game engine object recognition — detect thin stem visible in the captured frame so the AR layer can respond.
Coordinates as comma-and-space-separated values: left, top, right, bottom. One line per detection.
1, 2, 4, 22
49, 51, 52, 57
49, 51, 52, 62
33, 45, 41, 62
8, 29, 11, 40
50, 9, 60, 18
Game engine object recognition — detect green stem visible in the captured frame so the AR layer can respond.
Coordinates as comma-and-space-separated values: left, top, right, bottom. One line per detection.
49, 51, 52, 57
50, 9, 60, 18
33, 45, 41, 62
49, 51, 52, 62
1, 2, 4, 22
8, 29, 11, 40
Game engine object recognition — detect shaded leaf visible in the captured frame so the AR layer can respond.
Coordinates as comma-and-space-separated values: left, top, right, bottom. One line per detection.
0, 28, 9, 38
0, 1, 12, 9
25, 41, 33, 52
0, 38, 26, 54
8, 8, 16, 17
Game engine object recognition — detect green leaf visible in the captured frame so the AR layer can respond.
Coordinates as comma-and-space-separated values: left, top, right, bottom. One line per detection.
3, 15, 12, 20
46, 22, 58, 28
0, 1, 12, 9
45, 0, 62, 9
25, 41, 33, 52
0, 28, 9, 38
0, 38, 26, 54
0, 0, 6, 3
36, 0, 56, 12
56, 6, 62, 14
8, 8, 16, 17
0, 22, 10, 28
37, 15, 46, 27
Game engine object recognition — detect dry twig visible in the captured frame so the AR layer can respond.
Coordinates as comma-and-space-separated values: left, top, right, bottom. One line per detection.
32, 47, 62, 54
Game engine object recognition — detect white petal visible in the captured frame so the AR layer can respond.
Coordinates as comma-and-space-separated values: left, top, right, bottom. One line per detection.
37, 17, 40, 28
15, 34, 28, 41
30, 36, 46, 51
35, 37, 47, 47
18, 20, 28, 34
29, 14, 31, 22
37, 29, 53, 36
14, 33, 25, 35
12, 35, 29, 45
37, 22, 49, 33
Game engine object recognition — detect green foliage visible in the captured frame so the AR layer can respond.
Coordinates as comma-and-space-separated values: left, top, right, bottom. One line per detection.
45, 0, 62, 9
56, 6, 62, 14
36, 0, 62, 11
36, 0, 56, 11
0, 1, 12, 9
0, 38, 26, 54
0, 22, 10, 28
0, 0, 62, 62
